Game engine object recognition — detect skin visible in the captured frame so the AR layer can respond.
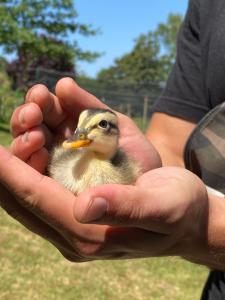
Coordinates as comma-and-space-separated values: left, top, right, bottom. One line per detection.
0, 77, 224, 269
146, 112, 196, 167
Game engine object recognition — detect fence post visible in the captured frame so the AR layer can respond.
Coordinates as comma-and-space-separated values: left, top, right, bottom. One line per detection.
118, 103, 124, 114
126, 102, 132, 117
142, 96, 149, 130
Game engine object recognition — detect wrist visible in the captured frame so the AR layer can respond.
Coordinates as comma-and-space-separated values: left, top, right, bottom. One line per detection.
183, 194, 225, 270
206, 194, 225, 268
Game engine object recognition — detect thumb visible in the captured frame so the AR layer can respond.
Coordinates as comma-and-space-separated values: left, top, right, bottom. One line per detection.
74, 185, 165, 231
74, 185, 140, 225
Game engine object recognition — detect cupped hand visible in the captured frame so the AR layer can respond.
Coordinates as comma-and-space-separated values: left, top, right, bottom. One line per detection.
73, 166, 211, 262
10, 77, 161, 174
0, 77, 161, 261
0, 145, 211, 263
0, 146, 109, 261
1, 78, 220, 266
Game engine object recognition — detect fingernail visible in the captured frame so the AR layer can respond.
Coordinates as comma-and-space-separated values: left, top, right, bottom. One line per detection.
18, 108, 27, 124
82, 197, 107, 223
22, 132, 29, 143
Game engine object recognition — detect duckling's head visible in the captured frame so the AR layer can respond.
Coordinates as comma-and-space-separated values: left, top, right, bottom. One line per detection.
63, 109, 119, 159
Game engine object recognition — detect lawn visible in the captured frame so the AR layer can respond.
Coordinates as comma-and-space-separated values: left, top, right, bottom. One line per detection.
0, 126, 209, 300
0, 122, 12, 146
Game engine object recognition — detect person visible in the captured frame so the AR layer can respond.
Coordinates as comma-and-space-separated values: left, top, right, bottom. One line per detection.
0, 0, 224, 298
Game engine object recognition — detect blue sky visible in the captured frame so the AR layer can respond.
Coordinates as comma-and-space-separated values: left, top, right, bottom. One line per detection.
75, 0, 188, 77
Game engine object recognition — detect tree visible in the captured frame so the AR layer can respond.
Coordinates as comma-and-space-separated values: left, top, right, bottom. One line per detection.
156, 13, 183, 62
0, 0, 100, 89
6, 35, 77, 89
155, 13, 183, 77
0, 57, 23, 122
98, 32, 164, 86
97, 14, 183, 85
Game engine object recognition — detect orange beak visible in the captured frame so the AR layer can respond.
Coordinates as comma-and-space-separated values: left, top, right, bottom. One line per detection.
62, 130, 92, 150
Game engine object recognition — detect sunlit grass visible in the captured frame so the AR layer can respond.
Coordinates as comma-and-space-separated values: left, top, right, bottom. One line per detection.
0, 122, 11, 146
0, 209, 208, 300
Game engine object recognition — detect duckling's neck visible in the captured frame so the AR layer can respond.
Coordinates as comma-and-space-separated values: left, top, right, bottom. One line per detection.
72, 149, 116, 179
85, 147, 116, 161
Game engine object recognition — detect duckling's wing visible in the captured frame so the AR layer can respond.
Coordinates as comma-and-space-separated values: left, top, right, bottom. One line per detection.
110, 149, 141, 184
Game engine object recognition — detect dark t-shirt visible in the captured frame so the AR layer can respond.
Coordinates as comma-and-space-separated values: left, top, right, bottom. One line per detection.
151, 0, 225, 299
152, 0, 225, 122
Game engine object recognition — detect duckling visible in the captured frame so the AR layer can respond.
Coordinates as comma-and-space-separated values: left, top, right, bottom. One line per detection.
48, 109, 141, 195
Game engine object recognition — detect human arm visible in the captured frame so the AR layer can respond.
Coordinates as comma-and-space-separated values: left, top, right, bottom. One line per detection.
146, 112, 196, 166
145, 0, 207, 167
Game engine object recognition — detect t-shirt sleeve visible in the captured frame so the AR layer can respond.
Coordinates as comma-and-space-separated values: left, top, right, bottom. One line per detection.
151, 0, 209, 123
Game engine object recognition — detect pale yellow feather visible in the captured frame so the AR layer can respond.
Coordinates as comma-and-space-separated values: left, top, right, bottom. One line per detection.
48, 109, 141, 195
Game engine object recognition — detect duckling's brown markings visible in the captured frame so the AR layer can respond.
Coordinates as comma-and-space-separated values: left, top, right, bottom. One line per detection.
48, 108, 141, 195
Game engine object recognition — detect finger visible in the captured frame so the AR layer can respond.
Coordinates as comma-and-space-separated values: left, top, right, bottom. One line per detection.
0, 183, 81, 261
10, 125, 52, 161
0, 147, 107, 244
0, 146, 75, 229
55, 78, 161, 172
74, 184, 172, 234
10, 103, 43, 138
27, 148, 49, 173
0, 146, 173, 259
26, 84, 66, 128
54, 78, 109, 138
100, 226, 174, 258
0, 148, 176, 259
55, 77, 107, 116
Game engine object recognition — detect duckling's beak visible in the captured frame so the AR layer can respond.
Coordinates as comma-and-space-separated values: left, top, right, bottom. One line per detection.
62, 130, 92, 150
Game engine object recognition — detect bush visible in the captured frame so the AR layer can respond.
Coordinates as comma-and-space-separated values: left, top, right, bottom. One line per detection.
0, 67, 23, 123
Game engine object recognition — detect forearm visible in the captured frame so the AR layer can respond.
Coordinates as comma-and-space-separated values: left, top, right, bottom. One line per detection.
145, 113, 196, 167
146, 135, 185, 167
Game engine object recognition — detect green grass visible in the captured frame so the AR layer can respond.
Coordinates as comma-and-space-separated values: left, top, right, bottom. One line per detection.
0, 122, 10, 131
133, 117, 148, 132
0, 211, 209, 300
0, 122, 11, 146
0, 126, 209, 299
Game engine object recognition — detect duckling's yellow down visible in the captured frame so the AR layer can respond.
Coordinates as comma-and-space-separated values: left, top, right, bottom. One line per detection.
48, 109, 140, 195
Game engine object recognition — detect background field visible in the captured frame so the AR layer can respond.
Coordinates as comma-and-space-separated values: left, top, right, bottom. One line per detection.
0, 127, 209, 300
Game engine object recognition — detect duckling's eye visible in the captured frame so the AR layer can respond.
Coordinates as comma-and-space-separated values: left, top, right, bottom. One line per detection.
98, 120, 108, 129
79, 133, 85, 139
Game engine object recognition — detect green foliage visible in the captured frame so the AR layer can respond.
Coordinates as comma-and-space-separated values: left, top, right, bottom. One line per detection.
155, 13, 183, 77
0, 89, 23, 123
97, 14, 183, 85
0, 63, 23, 122
0, 0, 100, 88
98, 33, 163, 85
156, 14, 184, 60
0, 0, 98, 59
0, 60, 11, 93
